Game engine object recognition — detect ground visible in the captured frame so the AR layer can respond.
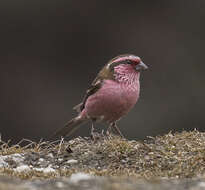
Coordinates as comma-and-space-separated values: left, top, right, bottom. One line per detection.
1, 130, 205, 189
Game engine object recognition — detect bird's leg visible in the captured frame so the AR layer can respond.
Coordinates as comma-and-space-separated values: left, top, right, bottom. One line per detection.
90, 121, 96, 140
101, 129, 104, 136
106, 124, 112, 136
111, 122, 124, 138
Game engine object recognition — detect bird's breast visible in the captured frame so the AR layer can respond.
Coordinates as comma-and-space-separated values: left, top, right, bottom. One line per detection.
84, 79, 140, 122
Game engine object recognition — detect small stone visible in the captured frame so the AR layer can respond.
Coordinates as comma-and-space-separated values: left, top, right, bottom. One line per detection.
0, 156, 9, 168
11, 154, 24, 163
66, 159, 78, 164
121, 159, 127, 163
198, 182, 205, 188
34, 168, 44, 172
14, 165, 30, 172
39, 158, 44, 162
69, 173, 93, 183
48, 153, 54, 158
34, 165, 56, 173
144, 155, 150, 160
44, 166, 56, 173
56, 182, 64, 188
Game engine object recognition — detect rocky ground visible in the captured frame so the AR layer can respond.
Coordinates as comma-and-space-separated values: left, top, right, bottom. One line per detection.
1, 130, 205, 189
1, 175, 205, 190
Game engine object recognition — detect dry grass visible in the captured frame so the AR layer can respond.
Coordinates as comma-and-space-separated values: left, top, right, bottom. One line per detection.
1, 130, 205, 180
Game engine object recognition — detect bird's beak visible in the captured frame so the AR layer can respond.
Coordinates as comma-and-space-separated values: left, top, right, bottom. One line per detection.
135, 61, 148, 71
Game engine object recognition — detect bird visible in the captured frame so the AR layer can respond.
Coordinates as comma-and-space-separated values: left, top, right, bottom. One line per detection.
51, 54, 148, 139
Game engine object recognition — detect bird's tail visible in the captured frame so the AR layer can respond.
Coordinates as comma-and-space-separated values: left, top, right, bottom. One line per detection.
50, 116, 88, 139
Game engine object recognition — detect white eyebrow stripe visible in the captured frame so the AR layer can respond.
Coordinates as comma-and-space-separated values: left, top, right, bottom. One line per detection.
106, 55, 140, 69
112, 55, 140, 64
112, 57, 128, 63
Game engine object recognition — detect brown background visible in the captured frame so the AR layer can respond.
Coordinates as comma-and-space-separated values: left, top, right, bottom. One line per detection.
0, 1, 204, 143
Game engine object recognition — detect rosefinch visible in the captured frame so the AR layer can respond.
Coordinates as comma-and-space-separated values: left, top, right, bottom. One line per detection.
52, 54, 148, 138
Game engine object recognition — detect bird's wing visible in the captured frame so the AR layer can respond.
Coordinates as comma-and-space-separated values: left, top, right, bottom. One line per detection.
73, 65, 115, 113
73, 77, 102, 112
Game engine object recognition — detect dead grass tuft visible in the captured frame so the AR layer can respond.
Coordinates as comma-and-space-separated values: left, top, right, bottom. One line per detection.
1, 130, 205, 179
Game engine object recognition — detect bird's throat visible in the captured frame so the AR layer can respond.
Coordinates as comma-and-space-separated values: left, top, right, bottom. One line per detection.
114, 65, 140, 87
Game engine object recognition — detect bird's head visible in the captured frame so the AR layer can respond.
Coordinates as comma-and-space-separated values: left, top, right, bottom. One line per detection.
108, 54, 148, 72
98, 54, 148, 82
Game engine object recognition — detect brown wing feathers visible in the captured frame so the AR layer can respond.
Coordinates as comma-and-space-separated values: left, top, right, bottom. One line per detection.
73, 65, 115, 112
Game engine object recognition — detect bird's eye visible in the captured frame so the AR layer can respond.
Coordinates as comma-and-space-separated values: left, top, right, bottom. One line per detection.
127, 60, 133, 64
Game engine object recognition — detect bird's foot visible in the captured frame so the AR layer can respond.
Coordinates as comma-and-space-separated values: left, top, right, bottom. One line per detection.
91, 131, 103, 142
111, 123, 125, 139
106, 129, 110, 136
90, 130, 96, 141
105, 128, 114, 141
90, 122, 97, 141
101, 129, 106, 136
90, 126, 102, 141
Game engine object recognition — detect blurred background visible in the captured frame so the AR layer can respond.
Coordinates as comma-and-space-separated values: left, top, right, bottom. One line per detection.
0, 0, 204, 143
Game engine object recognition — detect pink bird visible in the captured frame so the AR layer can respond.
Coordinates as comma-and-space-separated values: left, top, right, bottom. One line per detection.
52, 54, 148, 138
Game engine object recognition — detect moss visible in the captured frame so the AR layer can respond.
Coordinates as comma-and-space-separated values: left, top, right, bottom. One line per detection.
1, 130, 205, 179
